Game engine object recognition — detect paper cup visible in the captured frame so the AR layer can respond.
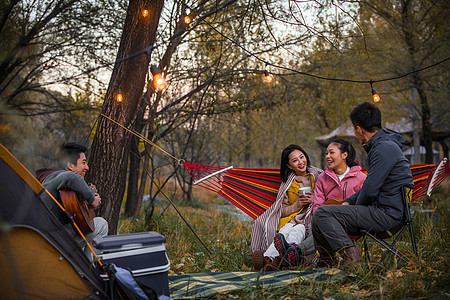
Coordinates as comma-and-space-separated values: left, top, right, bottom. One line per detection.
299, 186, 312, 196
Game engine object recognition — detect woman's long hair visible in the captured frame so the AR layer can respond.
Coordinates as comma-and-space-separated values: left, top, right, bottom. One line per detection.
280, 144, 311, 182
329, 138, 359, 168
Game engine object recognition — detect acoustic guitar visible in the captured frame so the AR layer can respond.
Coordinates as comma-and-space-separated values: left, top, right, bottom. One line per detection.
60, 187, 96, 235
324, 198, 346, 205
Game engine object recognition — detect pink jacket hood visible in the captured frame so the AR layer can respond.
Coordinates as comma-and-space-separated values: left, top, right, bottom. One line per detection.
311, 165, 366, 214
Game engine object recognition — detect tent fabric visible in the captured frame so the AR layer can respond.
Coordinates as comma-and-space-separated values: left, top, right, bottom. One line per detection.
168, 268, 348, 299
0, 144, 106, 298
0, 227, 93, 299
185, 160, 448, 220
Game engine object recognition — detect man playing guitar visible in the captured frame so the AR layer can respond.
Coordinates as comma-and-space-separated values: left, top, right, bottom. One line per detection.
35, 142, 108, 259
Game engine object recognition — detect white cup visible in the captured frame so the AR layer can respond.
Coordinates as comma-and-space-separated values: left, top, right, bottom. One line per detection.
299, 186, 312, 196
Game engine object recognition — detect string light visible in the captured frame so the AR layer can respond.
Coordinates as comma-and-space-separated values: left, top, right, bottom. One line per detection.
264, 70, 273, 83
372, 90, 380, 102
142, 9, 149, 17
150, 65, 166, 91
0, 5, 447, 101
116, 89, 123, 102
370, 82, 380, 102
183, 5, 191, 24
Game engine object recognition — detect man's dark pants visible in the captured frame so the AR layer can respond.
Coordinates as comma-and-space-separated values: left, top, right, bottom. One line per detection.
312, 205, 401, 256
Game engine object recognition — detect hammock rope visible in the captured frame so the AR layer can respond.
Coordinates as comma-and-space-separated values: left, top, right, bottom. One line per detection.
100, 114, 182, 163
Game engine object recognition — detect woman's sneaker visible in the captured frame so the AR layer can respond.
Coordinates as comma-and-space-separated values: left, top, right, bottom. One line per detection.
281, 246, 304, 269
274, 233, 290, 256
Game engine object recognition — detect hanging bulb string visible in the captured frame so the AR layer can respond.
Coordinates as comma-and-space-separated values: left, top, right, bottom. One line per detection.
0, 6, 193, 99
0, 0, 448, 99
274, 58, 449, 83
182, 1, 450, 84
0, 0, 202, 98
0, 44, 155, 98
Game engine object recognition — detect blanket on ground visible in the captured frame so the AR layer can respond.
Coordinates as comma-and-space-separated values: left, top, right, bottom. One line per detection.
169, 268, 348, 299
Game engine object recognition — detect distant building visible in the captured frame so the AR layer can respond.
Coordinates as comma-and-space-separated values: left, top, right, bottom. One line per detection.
315, 118, 442, 166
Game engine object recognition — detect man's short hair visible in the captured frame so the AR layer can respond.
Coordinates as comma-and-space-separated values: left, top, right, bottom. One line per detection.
57, 142, 87, 168
350, 102, 382, 132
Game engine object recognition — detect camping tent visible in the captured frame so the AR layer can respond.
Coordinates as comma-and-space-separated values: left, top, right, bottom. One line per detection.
0, 144, 107, 299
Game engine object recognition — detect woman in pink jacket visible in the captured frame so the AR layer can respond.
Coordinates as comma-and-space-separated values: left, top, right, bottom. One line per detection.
312, 138, 367, 214
277, 138, 366, 268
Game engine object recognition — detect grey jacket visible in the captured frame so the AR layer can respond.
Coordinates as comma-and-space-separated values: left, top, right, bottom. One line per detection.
346, 129, 413, 219
36, 169, 95, 224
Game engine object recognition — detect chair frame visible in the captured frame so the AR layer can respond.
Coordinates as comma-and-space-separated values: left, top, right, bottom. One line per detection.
361, 186, 418, 263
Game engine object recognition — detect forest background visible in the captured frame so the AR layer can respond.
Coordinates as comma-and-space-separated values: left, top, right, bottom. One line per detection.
0, 0, 448, 235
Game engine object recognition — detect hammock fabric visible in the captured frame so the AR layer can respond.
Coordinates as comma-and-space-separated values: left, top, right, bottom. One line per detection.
183, 158, 449, 220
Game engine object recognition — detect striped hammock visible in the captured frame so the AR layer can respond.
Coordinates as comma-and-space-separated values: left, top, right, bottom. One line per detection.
183, 158, 449, 220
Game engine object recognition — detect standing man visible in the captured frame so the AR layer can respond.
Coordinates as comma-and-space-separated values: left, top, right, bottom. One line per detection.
312, 102, 413, 267
35, 142, 108, 259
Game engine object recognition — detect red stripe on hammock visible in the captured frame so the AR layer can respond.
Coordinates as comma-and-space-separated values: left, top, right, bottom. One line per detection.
225, 174, 281, 191
223, 179, 276, 205
222, 178, 276, 208
219, 189, 262, 219
226, 169, 281, 183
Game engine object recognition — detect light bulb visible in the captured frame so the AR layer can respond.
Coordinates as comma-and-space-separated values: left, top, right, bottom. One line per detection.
153, 74, 165, 90
372, 89, 380, 102
142, 9, 149, 17
116, 90, 123, 102
264, 70, 273, 83
184, 15, 191, 24
150, 65, 166, 91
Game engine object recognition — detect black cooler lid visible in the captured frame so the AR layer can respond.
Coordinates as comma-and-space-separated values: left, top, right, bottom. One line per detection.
92, 231, 166, 250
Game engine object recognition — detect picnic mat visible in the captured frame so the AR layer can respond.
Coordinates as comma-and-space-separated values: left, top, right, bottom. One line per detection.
168, 268, 347, 299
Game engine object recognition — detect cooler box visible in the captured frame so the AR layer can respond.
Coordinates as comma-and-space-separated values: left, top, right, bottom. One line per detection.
93, 231, 170, 296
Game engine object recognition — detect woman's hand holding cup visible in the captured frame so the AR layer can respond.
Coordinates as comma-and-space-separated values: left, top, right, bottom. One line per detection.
298, 186, 312, 205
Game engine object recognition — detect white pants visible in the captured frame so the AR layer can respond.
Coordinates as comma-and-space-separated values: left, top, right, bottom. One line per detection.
264, 223, 306, 259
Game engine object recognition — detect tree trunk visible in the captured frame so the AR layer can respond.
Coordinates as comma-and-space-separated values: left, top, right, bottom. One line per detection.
135, 128, 154, 219
400, 0, 433, 163
439, 140, 448, 159
244, 113, 251, 167
131, 4, 194, 219
413, 73, 433, 163
135, 93, 159, 219
124, 101, 147, 217
124, 135, 142, 217
87, 0, 164, 234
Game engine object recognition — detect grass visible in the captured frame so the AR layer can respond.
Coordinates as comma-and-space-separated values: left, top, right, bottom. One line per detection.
119, 181, 450, 299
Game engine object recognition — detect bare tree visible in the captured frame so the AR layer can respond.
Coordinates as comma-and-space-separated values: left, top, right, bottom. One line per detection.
0, 0, 125, 115
87, 0, 164, 234
355, 0, 449, 163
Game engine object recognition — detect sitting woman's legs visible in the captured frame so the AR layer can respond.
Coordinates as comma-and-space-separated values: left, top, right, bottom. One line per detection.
263, 223, 294, 259
284, 224, 305, 245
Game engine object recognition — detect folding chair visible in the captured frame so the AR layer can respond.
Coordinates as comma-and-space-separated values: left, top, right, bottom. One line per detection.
361, 186, 418, 263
